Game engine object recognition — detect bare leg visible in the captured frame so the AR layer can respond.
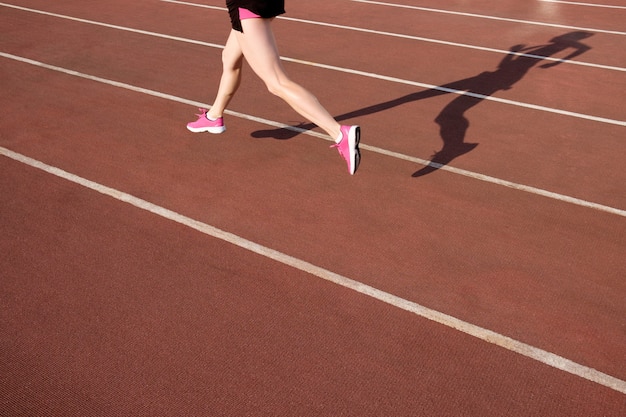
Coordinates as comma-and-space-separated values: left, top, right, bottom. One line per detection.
236, 18, 342, 140
207, 31, 244, 119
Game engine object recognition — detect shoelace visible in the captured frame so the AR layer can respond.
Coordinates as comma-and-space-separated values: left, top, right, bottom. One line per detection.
195, 108, 208, 118
330, 142, 345, 157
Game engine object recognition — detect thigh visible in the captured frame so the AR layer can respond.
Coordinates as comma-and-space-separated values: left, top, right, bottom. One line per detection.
235, 18, 286, 83
223, 30, 244, 69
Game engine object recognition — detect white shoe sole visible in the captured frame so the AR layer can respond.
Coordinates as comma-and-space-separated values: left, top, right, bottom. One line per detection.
187, 125, 226, 134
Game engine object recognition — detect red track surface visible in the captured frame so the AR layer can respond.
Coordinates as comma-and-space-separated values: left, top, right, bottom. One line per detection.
1, 0, 625, 415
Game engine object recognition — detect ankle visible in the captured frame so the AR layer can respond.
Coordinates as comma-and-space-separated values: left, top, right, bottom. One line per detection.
332, 127, 343, 143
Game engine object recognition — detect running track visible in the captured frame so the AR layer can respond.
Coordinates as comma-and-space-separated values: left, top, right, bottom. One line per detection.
1, 0, 625, 415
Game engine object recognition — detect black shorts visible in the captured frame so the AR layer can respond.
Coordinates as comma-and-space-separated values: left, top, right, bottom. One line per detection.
226, 0, 285, 32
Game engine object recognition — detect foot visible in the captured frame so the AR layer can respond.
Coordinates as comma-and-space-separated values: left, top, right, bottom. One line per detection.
331, 125, 361, 175
187, 108, 226, 134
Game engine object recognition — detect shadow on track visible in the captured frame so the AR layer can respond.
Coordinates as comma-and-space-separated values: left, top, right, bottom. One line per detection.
251, 31, 593, 176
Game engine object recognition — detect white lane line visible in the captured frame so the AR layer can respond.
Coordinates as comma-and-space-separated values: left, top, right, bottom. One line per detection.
1, 145, 625, 395
5, 1, 625, 74
280, 17, 626, 72
286, 56, 626, 127
0, 2, 226, 48
3, 2, 626, 127
539, 0, 626, 9
351, 0, 626, 36
158, 0, 626, 73
2, 51, 625, 218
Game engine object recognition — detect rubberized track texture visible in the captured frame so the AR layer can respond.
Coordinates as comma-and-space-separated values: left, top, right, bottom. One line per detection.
1, 0, 625, 415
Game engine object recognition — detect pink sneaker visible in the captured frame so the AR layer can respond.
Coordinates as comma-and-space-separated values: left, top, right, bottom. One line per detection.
187, 108, 226, 134
331, 125, 360, 175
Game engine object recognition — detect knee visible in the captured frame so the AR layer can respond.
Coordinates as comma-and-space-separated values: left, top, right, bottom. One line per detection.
264, 77, 293, 99
222, 49, 243, 72
265, 81, 283, 97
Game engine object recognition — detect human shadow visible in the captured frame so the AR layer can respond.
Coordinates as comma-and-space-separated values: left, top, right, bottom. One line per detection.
252, 31, 593, 175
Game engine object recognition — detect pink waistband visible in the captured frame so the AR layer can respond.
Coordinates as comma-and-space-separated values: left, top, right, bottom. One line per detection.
238, 8, 261, 19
